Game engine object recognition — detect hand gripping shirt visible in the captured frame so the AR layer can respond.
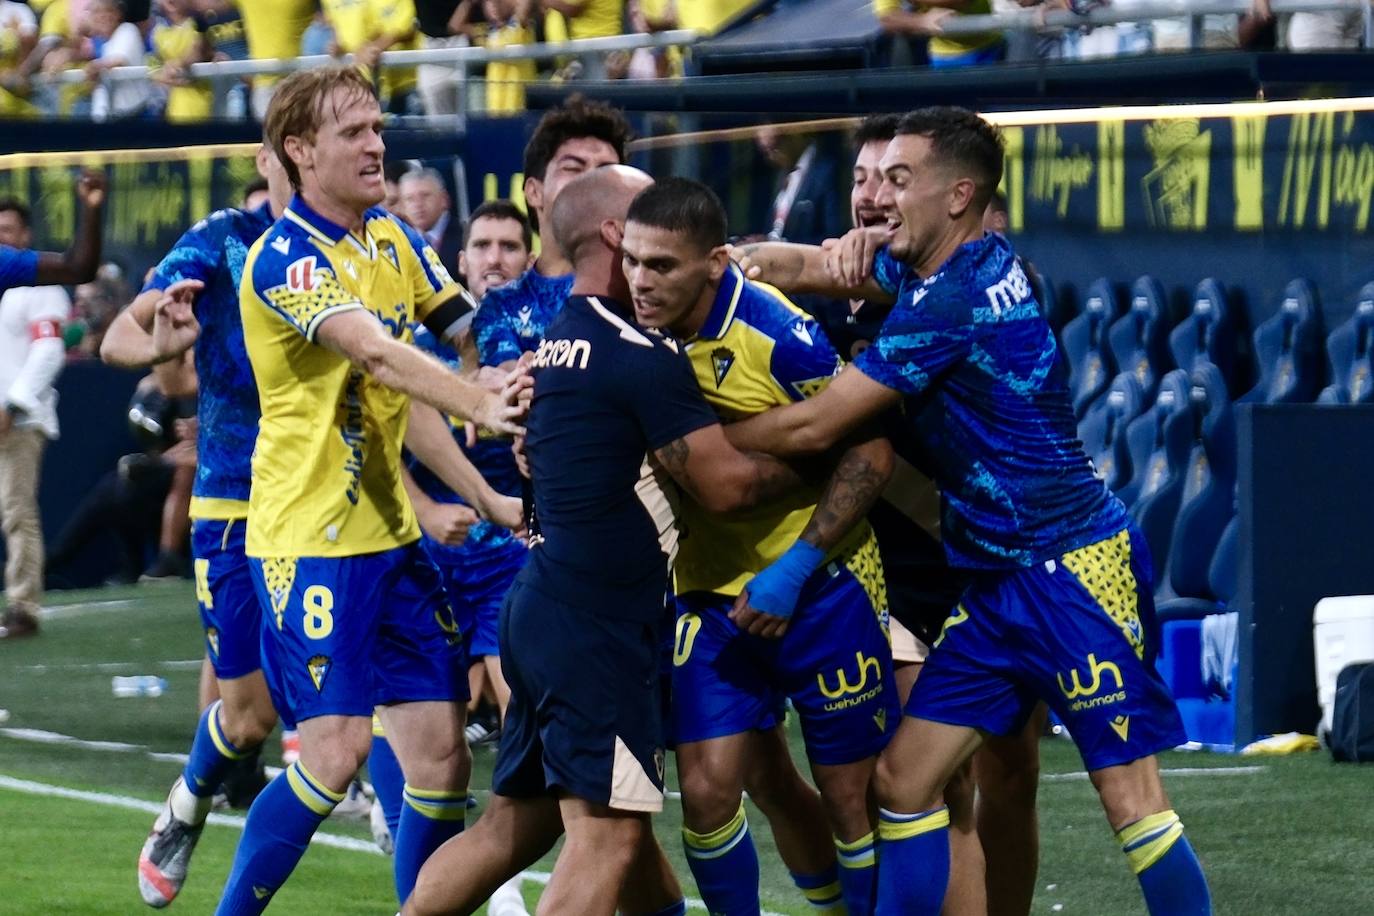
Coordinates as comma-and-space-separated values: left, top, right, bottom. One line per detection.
143, 201, 274, 519
239, 195, 469, 558
854, 234, 1130, 569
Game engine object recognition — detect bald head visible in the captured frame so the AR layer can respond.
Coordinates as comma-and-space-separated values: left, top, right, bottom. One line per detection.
550, 165, 654, 269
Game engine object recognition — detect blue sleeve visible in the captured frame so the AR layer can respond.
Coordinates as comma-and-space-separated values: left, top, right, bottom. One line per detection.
142, 212, 229, 295
871, 246, 906, 297
619, 342, 719, 451
853, 279, 973, 398
768, 312, 843, 402
0, 245, 38, 292
474, 288, 523, 366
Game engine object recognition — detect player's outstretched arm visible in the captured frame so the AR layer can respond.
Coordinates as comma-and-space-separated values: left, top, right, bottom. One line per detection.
653, 423, 804, 515
33, 170, 106, 286
732, 229, 893, 303
405, 400, 525, 532
316, 309, 526, 436
101, 279, 204, 369
729, 431, 894, 638
727, 364, 902, 458
401, 464, 478, 547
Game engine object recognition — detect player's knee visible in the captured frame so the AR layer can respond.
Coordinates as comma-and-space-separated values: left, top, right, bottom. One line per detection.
219, 699, 276, 749
873, 750, 940, 813
678, 766, 744, 832
813, 765, 875, 836
300, 722, 372, 791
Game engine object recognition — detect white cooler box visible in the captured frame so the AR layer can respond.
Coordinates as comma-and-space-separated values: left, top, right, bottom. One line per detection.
1313, 595, 1374, 735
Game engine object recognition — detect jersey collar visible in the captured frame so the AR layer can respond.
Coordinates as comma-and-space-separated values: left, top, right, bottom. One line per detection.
284, 194, 374, 258
693, 263, 746, 341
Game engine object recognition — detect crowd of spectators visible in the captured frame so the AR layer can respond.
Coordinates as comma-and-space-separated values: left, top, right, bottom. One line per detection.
0, 0, 1361, 123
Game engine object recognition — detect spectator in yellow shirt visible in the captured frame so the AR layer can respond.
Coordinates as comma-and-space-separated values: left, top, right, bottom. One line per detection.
540, 0, 621, 77
150, 0, 212, 123
322, 0, 422, 113
484, 0, 536, 112
220, 0, 314, 119
874, 0, 1006, 67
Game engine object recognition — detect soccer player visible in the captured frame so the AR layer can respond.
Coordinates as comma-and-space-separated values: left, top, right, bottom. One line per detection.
751, 113, 1048, 916
472, 95, 631, 375
406, 163, 815, 916
730, 107, 1211, 916
216, 66, 522, 915
622, 177, 898, 916
0, 168, 105, 293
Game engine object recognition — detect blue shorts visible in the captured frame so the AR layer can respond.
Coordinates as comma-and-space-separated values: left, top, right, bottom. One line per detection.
192, 518, 262, 681
249, 542, 467, 723
911, 527, 1186, 771
493, 576, 666, 812
428, 539, 526, 659
672, 551, 899, 767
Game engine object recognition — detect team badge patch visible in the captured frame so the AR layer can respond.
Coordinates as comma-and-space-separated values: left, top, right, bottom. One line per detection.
206, 627, 220, 659
711, 346, 736, 387
379, 240, 401, 273
307, 655, 332, 692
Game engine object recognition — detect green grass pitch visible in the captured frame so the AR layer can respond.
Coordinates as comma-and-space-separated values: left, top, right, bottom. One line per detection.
3, 584, 1372, 914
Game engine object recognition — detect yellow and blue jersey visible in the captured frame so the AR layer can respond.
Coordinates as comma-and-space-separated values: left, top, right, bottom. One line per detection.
473, 268, 574, 366
676, 264, 871, 598
142, 202, 275, 520
0, 245, 37, 292
239, 195, 465, 559
855, 235, 1131, 569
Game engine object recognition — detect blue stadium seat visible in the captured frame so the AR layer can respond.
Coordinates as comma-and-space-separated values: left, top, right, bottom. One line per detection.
1061, 277, 1122, 417
1123, 370, 1194, 577
1169, 278, 1242, 393
1107, 275, 1172, 404
1077, 372, 1144, 492
1241, 279, 1324, 404
1318, 283, 1374, 404
1155, 362, 1237, 604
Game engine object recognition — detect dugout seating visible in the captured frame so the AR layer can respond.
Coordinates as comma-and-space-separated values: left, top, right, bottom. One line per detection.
1078, 372, 1144, 492
1062, 277, 1122, 417
1318, 283, 1374, 404
1108, 275, 1173, 405
1169, 278, 1243, 395
1154, 362, 1236, 604
1241, 279, 1324, 404
1123, 370, 1194, 581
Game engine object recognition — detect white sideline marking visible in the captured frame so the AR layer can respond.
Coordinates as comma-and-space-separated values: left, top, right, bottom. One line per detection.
39, 599, 139, 621
0, 774, 785, 915
18, 659, 202, 673
1042, 765, 1265, 782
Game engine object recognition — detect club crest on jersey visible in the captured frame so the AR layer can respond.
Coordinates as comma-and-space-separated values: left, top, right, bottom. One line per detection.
307, 654, 331, 692
285, 256, 320, 292
711, 346, 736, 387
378, 239, 401, 273
206, 627, 220, 658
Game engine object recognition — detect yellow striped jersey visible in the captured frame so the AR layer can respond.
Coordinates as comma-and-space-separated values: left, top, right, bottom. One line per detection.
239, 195, 466, 558
675, 264, 871, 597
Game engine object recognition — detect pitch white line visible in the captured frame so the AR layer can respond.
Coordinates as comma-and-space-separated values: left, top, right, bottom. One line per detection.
1042, 765, 1265, 782
38, 599, 139, 621
0, 774, 785, 915
18, 659, 202, 673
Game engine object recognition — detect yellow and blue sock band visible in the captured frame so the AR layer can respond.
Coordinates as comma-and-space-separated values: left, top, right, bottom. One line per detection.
835, 830, 877, 870
285, 761, 346, 817
402, 785, 469, 822
878, 805, 950, 842
683, 802, 750, 860
791, 865, 844, 912
206, 700, 250, 760
1117, 809, 1185, 875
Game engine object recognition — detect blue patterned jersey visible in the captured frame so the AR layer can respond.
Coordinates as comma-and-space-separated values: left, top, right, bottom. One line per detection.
472, 267, 573, 366
0, 244, 37, 291
142, 202, 274, 516
854, 234, 1129, 569
408, 324, 525, 564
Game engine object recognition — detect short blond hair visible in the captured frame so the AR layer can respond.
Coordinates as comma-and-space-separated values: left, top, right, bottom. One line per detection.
264, 67, 378, 189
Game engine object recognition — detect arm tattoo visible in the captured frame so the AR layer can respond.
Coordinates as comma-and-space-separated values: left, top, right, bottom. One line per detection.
800, 442, 889, 551
739, 243, 806, 287
744, 452, 805, 506
657, 435, 691, 477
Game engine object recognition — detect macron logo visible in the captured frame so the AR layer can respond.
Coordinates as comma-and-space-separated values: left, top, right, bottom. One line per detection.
790, 322, 813, 346
911, 287, 930, 307
270, 235, 290, 255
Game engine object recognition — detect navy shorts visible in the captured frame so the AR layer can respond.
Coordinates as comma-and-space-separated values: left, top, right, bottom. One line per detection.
192, 518, 262, 680
493, 577, 666, 812
911, 527, 1186, 771
429, 539, 526, 660
249, 542, 468, 723
672, 539, 899, 767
